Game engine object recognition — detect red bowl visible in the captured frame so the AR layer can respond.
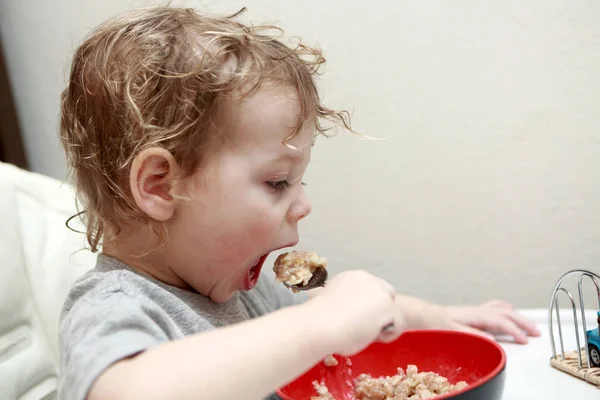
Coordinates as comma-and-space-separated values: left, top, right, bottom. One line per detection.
277, 330, 506, 400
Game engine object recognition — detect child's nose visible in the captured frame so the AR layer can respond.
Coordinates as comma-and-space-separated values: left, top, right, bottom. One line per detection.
288, 188, 312, 222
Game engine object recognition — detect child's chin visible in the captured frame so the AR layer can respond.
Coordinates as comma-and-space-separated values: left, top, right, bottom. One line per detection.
209, 290, 237, 304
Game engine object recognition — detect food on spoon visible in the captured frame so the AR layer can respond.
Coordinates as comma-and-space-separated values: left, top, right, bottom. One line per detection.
311, 364, 468, 400
273, 251, 327, 290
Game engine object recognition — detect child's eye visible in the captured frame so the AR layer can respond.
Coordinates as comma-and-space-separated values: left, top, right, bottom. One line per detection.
267, 180, 293, 191
266, 180, 307, 192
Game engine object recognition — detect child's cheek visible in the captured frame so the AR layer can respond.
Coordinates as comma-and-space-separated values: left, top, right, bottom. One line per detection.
247, 214, 280, 242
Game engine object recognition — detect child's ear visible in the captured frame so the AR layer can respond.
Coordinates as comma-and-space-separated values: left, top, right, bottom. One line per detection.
129, 147, 182, 222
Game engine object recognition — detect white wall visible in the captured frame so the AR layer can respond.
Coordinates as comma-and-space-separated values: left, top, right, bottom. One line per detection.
2, 0, 599, 307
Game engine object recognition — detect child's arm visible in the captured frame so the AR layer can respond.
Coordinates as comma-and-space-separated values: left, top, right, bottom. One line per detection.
309, 287, 540, 344
90, 304, 328, 400
88, 270, 405, 400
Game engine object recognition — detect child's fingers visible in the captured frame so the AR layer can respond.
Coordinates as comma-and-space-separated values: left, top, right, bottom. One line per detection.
480, 301, 541, 338
449, 303, 539, 344
375, 277, 396, 298
451, 322, 494, 341
500, 309, 542, 337
378, 289, 406, 344
307, 287, 324, 299
377, 310, 406, 343
481, 314, 529, 344
377, 323, 402, 343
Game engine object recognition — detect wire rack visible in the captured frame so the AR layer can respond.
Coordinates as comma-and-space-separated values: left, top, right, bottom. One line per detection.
548, 269, 600, 387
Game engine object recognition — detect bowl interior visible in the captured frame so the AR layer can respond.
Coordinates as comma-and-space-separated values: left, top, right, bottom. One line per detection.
277, 329, 506, 400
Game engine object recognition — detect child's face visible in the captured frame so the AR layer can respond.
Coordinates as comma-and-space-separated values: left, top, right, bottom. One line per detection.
168, 85, 313, 303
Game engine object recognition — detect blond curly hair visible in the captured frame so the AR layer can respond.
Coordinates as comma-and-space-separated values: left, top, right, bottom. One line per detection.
60, 7, 351, 252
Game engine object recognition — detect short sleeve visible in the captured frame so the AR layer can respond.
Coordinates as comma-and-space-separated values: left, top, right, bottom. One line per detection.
58, 290, 171, 400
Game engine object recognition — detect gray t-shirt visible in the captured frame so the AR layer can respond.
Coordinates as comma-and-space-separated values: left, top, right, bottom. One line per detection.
59, 253, 306, 400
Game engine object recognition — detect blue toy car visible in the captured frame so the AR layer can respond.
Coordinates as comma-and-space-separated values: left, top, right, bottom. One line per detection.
586, 311, 600, 367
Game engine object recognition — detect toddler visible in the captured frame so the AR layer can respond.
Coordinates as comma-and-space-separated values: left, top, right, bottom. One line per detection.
58, 7, 540, 400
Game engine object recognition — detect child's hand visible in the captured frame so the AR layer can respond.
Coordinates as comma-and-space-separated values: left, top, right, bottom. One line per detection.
445, 300, 542, 344
399, 296, 541, 344
308, 270, 406, 356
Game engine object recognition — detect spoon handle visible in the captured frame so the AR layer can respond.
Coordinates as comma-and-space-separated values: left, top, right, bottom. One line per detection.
381, 322, 396, 334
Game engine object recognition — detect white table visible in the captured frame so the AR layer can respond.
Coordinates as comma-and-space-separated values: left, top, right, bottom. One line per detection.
500, 309, 599, 399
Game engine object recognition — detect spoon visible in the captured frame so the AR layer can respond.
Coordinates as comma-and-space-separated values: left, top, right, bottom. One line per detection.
285, 266, 328, 291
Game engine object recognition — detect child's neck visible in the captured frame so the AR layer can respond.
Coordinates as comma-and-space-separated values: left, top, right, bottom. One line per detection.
102, 225, 192, 291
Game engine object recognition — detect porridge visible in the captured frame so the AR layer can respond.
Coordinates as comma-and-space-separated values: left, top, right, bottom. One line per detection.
312, 381, 337, 400
311, 365, 467, 400
273, 251, 327, 289
324, 355, 339, 367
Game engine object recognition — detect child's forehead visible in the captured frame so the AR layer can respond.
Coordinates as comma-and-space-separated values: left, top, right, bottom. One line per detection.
221, 85, 314, 150
237, 84, 300, 118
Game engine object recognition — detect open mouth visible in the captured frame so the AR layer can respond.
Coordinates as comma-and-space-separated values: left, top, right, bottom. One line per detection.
246, 254, 269, 290
245, 242, 298, 290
